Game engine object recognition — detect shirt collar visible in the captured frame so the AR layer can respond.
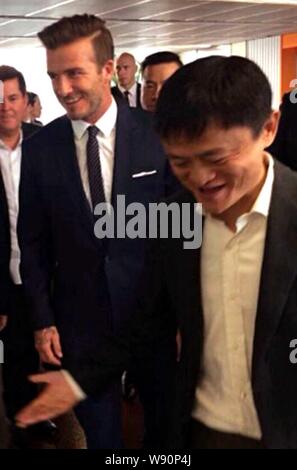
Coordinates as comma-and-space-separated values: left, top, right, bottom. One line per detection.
249, 152, 274, 218
0, 128, 23, 150
118, 82, 137, 95
71, 97, 117, 140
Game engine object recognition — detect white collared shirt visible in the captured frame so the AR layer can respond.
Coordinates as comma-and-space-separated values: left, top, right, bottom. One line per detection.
71, 98, 117, 206
118, 82, 138, 108
192, 153, 274, 439
0, 132, 23, 285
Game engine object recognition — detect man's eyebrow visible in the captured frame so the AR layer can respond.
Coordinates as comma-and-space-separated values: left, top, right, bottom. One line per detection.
195, 148, 225, 158
47, 67, 84, 77
168, 148, 225, 159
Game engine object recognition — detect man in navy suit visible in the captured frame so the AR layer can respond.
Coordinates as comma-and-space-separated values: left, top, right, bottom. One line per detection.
17, 14, 177, 448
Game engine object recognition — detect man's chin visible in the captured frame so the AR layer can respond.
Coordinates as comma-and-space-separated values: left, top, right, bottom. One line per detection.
66, 111, 87, 121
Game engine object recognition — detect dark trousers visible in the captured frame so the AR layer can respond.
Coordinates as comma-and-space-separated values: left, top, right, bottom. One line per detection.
1, 285, 39, 419
74, 381, 122, 449
188, 419, 264, 449
0, 366, 9, 448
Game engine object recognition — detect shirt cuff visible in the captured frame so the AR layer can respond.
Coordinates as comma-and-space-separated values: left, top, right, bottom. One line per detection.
61, 369, 87, 401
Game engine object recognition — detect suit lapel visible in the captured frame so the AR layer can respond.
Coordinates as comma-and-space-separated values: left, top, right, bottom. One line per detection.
252, 162, 297, 383
111, 102, 135, 202
136, 83, 141, 108
54, 116, 94, 235
172, 193, 203, 330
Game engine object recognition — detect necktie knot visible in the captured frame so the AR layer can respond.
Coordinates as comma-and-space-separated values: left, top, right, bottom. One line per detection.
88, 125, 99, 138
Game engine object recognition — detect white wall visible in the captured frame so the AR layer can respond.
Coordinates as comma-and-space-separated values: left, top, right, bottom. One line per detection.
246, 36, 281, 109
231, 41, 247, 57
0, 46, 64, 124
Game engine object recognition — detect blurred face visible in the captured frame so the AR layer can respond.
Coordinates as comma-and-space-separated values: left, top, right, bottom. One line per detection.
141, 61, 180, 112
162, 114, 279, 228
116, 54, 137, 89
32, 96, 42, 119
0, 78, 27, 137
47, 36, 114, 123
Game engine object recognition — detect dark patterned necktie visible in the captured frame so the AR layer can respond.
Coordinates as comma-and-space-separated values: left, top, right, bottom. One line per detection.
124, 90, 130, 105
87, 125, 105, 210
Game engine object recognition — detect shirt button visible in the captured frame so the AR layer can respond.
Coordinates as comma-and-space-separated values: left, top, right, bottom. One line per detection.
240, 391, 247, 400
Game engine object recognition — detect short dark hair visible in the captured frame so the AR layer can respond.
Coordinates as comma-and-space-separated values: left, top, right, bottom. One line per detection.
0, 65, 26, 96
27, 91, 38, 106
141, 51, 183, 74
38, 14, 114, 67
155, 55, 272, 142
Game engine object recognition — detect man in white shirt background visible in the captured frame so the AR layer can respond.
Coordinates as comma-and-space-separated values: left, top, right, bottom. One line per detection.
0, 66, 53, 446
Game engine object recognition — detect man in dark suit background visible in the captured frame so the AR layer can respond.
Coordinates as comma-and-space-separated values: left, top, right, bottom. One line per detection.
267, 90, 297, 171
17, 14, 177, 449
0, 142, 10, 448
111, 52, 142, 108
140, 51, 182, 113
16, 55, 297, 449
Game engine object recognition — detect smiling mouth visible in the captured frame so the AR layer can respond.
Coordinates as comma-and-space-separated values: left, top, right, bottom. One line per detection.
63, 97, 82, 106
200, 184, 226, 195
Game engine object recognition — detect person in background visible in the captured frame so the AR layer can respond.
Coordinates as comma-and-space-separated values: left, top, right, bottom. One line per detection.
0, 65, 54, 447
141, 51, 182, 113
111, 52, 141, 108
29, 92, 43, 126
267, 90, 297, 171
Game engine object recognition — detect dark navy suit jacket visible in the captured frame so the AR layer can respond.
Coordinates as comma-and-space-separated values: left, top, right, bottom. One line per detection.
0, 122, 40, 314
17, 103, 177, 361
111, 83, 142, 108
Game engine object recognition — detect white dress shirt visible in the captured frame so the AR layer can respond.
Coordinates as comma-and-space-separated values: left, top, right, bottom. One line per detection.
192, 153, 275, 439
118, 82, 138, 108
0, 132, 23, 285
71, 97, 117, 206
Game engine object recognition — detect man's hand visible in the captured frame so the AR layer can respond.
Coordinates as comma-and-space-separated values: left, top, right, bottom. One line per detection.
0, 315, 8, 332
34, 326, 63, 366
15, 371, 80, 427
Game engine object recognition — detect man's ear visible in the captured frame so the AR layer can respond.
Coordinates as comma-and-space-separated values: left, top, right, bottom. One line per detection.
262, 110, 280, 147
102, 59, 114, 81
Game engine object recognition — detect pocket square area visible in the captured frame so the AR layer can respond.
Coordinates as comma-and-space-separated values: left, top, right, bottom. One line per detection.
132, 170, 157, 178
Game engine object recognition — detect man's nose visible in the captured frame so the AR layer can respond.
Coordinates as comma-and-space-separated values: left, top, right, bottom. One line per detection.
54, 76, 73, 97
0, 98, 11, 111
188, 161, 216, 187
153, 83, 163, 101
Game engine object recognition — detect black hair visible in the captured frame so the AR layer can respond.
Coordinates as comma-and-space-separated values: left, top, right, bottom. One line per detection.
155, 55, 272, 141
141, 51, 182, 74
